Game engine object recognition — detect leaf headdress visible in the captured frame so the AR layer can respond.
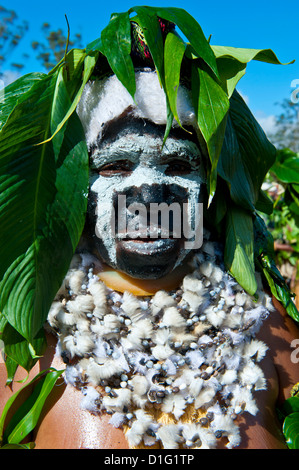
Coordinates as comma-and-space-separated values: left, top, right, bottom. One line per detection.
0, 6, 297, 378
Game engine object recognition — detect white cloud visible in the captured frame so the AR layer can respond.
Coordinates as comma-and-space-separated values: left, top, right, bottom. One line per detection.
255, 112, 277, 136
237, 89, 249, 105
1, 70, 20, 87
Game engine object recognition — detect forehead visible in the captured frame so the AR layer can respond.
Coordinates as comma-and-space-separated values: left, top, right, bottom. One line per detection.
90, 118, 202, 168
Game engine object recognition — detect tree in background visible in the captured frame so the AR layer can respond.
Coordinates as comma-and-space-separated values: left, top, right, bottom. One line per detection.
32, 21, 83, 71
0, 5, 28, 76
0, 5, 82, 76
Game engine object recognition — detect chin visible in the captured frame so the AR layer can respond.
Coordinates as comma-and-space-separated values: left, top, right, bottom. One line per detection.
95, 238, 185, 280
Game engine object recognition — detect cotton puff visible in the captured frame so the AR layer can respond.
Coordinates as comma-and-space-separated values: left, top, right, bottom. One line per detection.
162, 307, 186, 329
161, 393, 187, 419
80, 386, 101, 414
206, 305, 226, 328
102, 388, 132, 413
126, 409, 155, 448
243, 339, 268, 362
63, 331, 94, 358
86, 357, 125, 383
199, 261, 214, 278
88, 281, 107, 310
121, 291, 142, 320
66, 294, 95, 315
182, 275, 205, 296
152, 344, 174, 361
109, 412, 126, 428
194, 387, 216, 409
151, 290, 176, 315
181, 291, 202, 313
220, 369, 237, 386
239, 362, 267, 390
156, 424, 182, 449
68, 269, 87, 295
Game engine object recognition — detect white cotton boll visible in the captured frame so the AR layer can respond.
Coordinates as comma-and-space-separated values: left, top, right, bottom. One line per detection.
231, 385, 258, 416
194, 387, 215, 409
152, 344, 174, 361
240, 363, 267, 390
86, 357, 124, 383
121, 291, 142, 319
235, 292, 247, 307
157, 425, 182, 449
151, 290, 176, 315
66, 294, 95, 315
210, 266, 224, 284
88, 282, 107, 309
182, 291, 202, 313
222, 312, 242, 329
199, 261, 214, 278
161, 393, 187, 419
153, 327, 171, 345
68, 270, 86, 295
76, 318, 91, 332
80, 386, 101, 414
220, 369, 237, 385
63, 333, 94, 358
243, 339, 268, 362
185, 350, 205, 370
188, 377, 204, 397
109, 412, 126, 428
126, 409, 154, 448
170, 331, 196, 348
102, 388, 132, 413
64, 365, 81, 386
182, 275, 205, 296
162, 307, 186, 329
131, 375, 149, 396
47, 301, 66, 328
206, 306, 226, 328
196, 427, 217, 449
56, 309, 77, 327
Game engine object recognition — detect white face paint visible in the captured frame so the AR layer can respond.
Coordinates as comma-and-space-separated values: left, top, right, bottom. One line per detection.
88, 127, 206, 278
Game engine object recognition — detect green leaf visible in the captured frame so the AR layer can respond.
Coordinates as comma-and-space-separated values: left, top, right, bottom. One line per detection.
154, 6, 219, 79
225, 204, 257, 296
215, 57, 247, 97
271, 156, 299, 184
164, 31, 187, 129
1, 323, 46, 373
0, 73, 45, 131
100, 12, 135, 99
282, 397, 299, 417
0, 368, 63, 446
211, 45, 294, 65
0, 71, 89, 342
283, 412, 299, 449
191, 62, 229, 203
218, 91, 276, 211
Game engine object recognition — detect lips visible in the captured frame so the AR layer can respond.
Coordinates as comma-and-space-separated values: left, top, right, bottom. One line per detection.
118, 238, 178, 255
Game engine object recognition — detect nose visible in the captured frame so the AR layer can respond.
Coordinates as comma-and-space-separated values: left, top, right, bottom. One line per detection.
122, 183, 188, 207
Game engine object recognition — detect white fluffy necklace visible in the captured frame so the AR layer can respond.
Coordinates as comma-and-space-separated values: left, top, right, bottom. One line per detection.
47, 237, 273, 449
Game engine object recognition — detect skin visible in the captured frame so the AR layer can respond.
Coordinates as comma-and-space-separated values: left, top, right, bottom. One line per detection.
0, 121, 298, 450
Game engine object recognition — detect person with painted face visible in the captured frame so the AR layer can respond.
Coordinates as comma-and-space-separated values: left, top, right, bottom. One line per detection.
0, 8, 299, 450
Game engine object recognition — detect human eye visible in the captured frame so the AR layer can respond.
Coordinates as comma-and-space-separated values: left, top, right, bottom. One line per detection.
98, 160, 134, 177
164, 159, 192, 176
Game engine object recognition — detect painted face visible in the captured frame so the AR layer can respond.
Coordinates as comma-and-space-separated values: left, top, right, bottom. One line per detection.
86, 118, 206, 279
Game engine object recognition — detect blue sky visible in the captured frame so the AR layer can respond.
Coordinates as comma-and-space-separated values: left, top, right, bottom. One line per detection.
1, 0, 298, 133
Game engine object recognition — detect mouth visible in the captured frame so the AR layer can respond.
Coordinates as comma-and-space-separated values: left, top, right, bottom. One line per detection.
118, 237, 178, 255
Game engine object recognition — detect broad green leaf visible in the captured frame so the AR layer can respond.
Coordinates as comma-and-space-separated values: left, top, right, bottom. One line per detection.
41, 53, 98, 144
0, 71, 89, 342
153, 6, 219, 79
218, 90, 276, 210
1, 368, 63, 445
0, 73, 45, 131
283, 412, 299, 449
100, 12, 135, 99
282, 397, 299, 417
164, 31, 187, 129
215, 57, 247, 97
191, 62, 229, 203
271, 156, 299, 184
211, 45, 294, 65
86, 37, 103, 54
1, 322, 46, 373
225, 204, 257, 296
